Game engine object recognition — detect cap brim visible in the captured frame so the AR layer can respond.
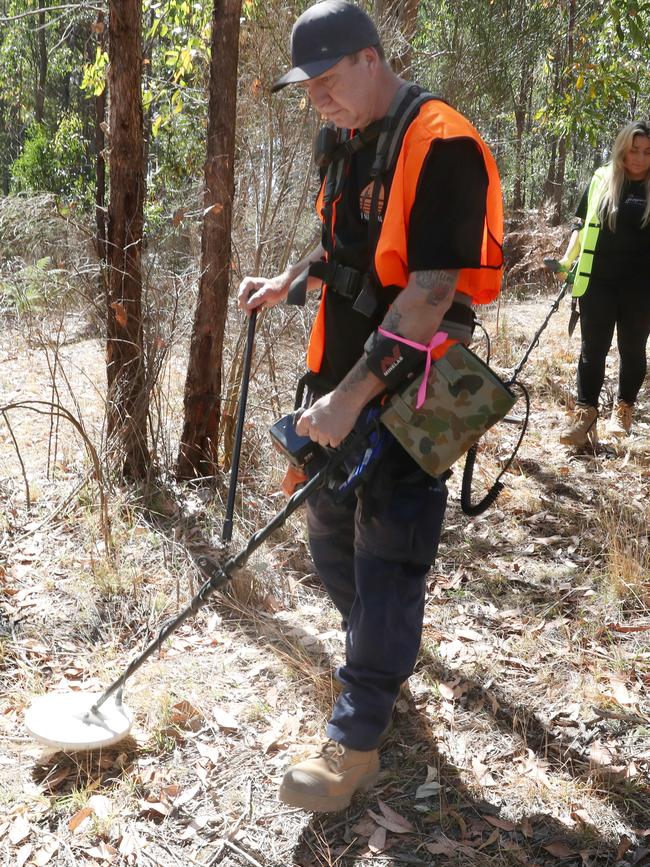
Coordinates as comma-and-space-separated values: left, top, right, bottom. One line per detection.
271, 55, 345, 93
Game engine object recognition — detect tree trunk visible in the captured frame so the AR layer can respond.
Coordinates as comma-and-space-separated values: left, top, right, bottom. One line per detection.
0, 99, 8, 195
106, 0, 150, 479
94, 12, 107, 263
511, 4, 532, 215
543, 135, 557, 202
512, 73, 529, 212
176, 0, 242, 481
550, 0, 576, 224
34, 5, 48, 123
551, 135, 567, 225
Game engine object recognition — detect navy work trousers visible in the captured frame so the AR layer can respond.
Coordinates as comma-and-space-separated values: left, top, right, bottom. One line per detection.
577, 279, 650, 407
306, 440, 447, 751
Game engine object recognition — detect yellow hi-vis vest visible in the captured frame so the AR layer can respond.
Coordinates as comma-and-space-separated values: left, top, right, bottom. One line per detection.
572, 166, 610, 297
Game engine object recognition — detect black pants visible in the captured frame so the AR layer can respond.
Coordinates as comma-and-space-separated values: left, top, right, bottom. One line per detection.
577, 279, 650, 407
306, 440, 447, 751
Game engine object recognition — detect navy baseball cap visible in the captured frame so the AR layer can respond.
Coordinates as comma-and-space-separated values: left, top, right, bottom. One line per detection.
271, 1, 381, 93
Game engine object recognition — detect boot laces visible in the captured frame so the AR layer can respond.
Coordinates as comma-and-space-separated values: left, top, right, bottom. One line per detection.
571, 404, 596, 433
320, 739, 346, 771
575, 404, 594, 422
616, 401, 632, 429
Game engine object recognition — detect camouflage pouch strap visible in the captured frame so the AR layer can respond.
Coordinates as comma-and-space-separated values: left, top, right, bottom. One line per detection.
377, 327, 448, 408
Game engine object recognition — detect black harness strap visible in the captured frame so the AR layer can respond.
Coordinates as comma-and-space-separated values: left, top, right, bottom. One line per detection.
289, 87, 466, 328
320, 84, 449, 316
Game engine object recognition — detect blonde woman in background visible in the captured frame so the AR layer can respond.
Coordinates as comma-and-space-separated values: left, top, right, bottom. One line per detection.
555, 120, 650, 447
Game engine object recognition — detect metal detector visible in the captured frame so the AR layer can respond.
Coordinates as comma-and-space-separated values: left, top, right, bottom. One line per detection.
24, 423, 373, 751
222, 309, 257, 543
459, 260, 575, 515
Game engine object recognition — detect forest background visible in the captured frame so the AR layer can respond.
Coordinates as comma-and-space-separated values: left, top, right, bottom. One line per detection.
1, 0, 650, 480
1, 0, 650, 478
1, 2, 650, 867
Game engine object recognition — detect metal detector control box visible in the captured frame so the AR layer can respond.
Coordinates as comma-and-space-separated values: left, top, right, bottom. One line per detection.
269, 413, 321, 468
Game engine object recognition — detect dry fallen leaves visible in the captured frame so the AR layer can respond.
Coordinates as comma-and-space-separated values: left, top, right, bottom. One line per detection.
367, 825, 387, 853
425, 835, 463, 856
68, 806, 94, 834
542, 839, 578, 858
589, 739, 615, 767
85, 841, 118, 862
483, 815, 515, 832
212, 705, 239, 730
472, 756, 497, 787
607, 672, 635, 706
367, 800, 415, 834
15, 843, 33, 867
515, 748, 551, 784
169, 699, 204, 731
415, 763, 442, 799
9, 813, 31, 845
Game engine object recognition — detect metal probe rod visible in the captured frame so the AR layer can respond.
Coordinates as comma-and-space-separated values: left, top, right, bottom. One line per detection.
223, 309, 257, 543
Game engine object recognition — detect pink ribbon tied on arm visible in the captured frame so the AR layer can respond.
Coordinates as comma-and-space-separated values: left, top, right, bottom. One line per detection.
377, 328, 448, 409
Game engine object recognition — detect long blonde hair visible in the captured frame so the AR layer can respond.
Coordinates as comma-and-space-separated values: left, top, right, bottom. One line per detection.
598, 121, 650, 231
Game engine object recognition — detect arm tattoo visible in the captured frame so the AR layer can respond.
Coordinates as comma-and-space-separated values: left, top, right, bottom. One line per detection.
415, 269, 459, 306
339, 361, 369, 392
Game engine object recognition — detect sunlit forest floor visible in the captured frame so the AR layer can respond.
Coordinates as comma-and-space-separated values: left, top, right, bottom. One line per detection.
1, 282, 649, 867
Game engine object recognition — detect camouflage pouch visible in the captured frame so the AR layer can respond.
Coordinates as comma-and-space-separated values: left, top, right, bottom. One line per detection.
381, 343, 517, 477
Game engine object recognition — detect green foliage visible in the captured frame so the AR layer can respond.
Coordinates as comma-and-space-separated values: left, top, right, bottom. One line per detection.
0, 256, 70, 315
149, 111, 206, 194
81, 46, 109, 97
1, 0, 649, 235
143, 0, 211, 140
10, 114, 93, 204
537, 0, 649, 146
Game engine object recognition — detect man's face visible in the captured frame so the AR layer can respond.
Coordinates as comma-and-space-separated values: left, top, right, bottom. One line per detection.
301, 49, 377, 129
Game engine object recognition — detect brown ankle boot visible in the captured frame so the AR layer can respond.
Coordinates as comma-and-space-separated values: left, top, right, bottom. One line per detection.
605, 400, 633, 438
278, 740, 380, 813
559, 403, 598, 447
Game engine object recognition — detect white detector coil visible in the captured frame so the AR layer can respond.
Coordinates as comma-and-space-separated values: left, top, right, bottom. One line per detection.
25, 692, 132, 750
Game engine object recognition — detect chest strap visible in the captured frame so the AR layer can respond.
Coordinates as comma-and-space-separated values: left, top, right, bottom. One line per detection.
287, 259, 378, 315
287, 258, 474, 343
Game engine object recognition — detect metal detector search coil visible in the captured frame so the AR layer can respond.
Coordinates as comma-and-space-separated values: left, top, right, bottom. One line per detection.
24, 692, 132, 751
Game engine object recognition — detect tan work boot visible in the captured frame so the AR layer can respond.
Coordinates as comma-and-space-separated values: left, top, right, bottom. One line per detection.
560, 403, 598, 447
605, 400, 633, 438
278, 740, 380, 813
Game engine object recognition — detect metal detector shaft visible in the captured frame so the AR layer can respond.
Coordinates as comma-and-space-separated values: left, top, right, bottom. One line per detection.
223, 309, 257, 543
91, 469, 322, 714
508, 279, 568, 384
90, 423, 375, 715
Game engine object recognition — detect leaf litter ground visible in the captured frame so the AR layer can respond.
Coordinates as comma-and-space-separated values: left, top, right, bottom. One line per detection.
0, 289, 649, 867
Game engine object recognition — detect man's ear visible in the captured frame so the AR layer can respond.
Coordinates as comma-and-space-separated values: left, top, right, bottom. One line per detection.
360, 45, 379, 73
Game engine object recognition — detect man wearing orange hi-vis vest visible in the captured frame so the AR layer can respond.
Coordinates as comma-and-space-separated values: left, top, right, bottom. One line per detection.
238, 0, 503, 813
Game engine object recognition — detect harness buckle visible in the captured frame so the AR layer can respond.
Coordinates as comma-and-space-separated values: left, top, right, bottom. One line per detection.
331, 264, 362, 300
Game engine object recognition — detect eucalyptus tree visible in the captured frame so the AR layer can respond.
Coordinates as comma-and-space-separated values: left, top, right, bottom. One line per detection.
176, 0, 243, 481
105, 0, 150, 479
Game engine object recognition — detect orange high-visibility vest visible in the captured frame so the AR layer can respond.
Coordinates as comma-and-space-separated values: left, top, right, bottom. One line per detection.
307, 99, 504, 374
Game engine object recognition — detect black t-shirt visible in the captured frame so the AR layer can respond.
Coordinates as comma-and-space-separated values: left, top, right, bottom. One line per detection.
318, 135, 488, 385
576, 179, 650, 286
